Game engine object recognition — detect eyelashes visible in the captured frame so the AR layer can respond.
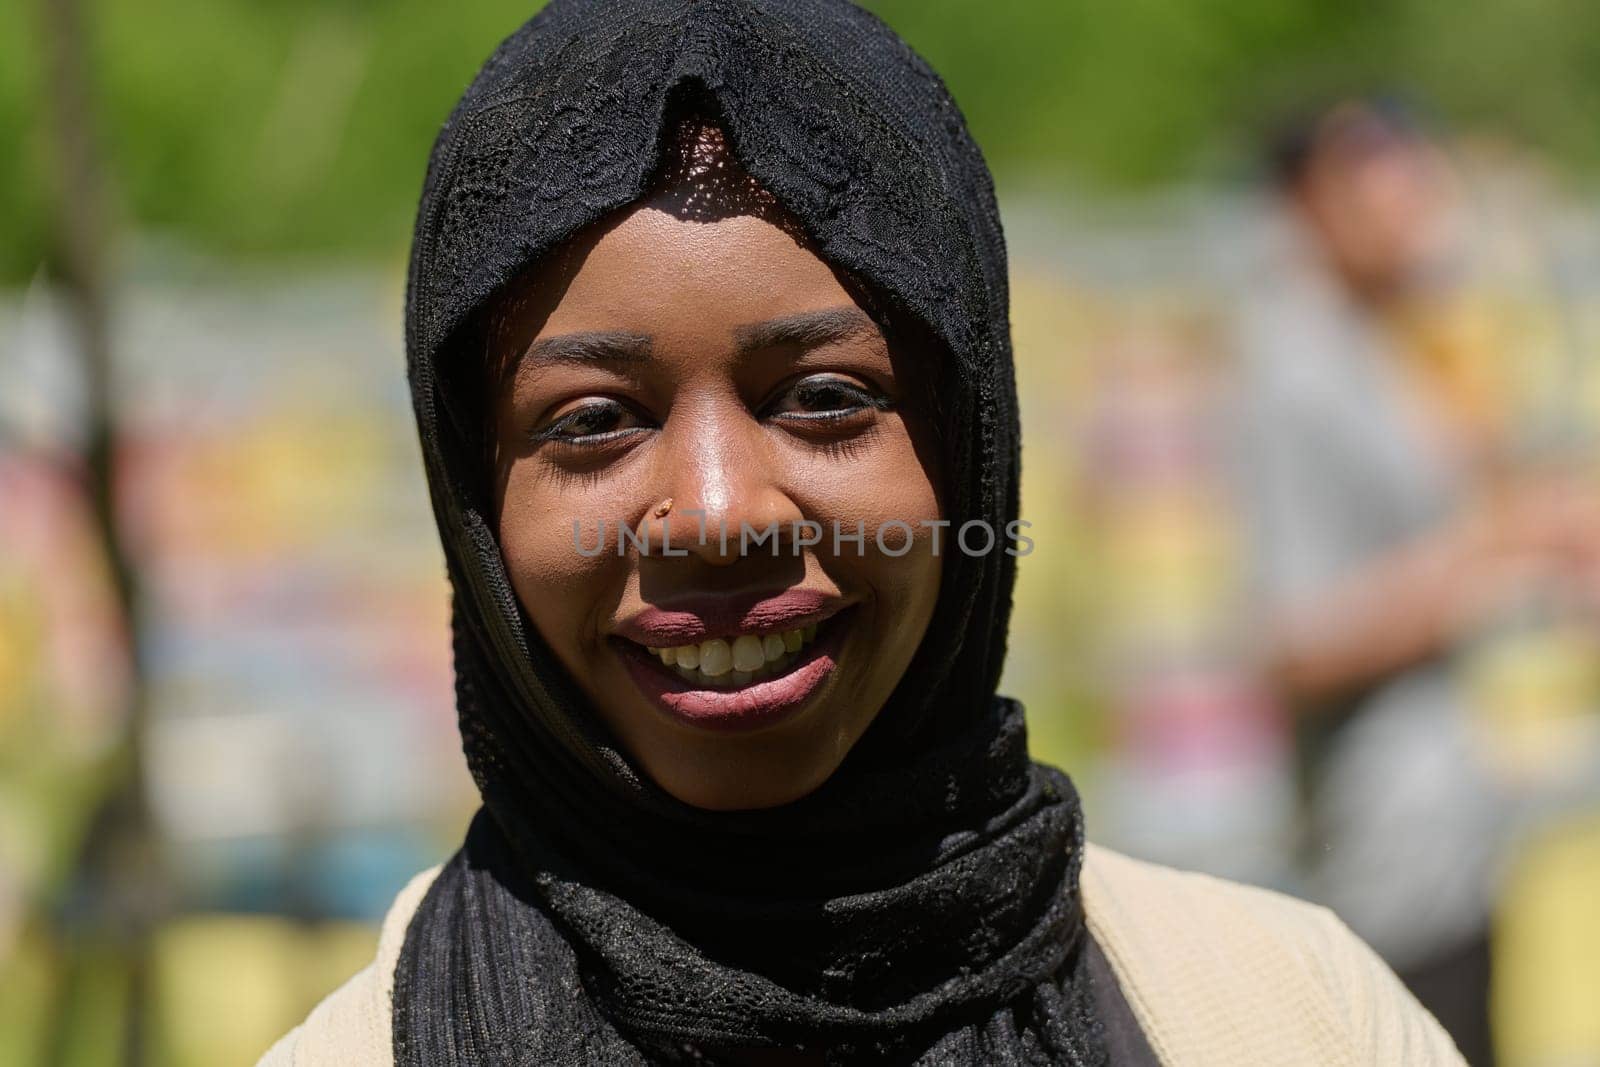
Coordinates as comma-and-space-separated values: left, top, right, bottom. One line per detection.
529, 398, 647, 446
765, 374, 891, 423
528, 373, 892, 448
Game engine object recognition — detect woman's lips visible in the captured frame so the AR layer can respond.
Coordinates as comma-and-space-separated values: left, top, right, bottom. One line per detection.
612, 607, 850, 733
612, 587, 843, 647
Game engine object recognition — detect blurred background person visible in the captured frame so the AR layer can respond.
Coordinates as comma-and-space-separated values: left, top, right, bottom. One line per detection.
1224, 98, 1600, 1066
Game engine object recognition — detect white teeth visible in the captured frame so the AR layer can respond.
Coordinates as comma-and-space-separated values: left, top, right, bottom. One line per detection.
635, 624, 824, 687
699, 638, 733, 677
731, 634, 765, 672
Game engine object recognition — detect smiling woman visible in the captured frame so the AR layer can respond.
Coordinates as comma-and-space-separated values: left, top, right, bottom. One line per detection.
482, 115, 943, 810
258, 1, 1468, 1065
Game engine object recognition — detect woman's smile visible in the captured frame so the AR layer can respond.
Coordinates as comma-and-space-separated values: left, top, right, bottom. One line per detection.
609, 590, 854, 731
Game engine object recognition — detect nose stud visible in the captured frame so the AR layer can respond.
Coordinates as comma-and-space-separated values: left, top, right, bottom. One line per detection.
653, 497, 674, 518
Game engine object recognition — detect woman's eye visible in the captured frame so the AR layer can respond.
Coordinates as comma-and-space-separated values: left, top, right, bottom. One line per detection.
530, 398, 648, 444
767, 374, 890, 422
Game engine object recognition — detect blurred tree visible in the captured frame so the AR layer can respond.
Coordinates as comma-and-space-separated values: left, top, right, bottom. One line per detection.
34, 0, 168, 1062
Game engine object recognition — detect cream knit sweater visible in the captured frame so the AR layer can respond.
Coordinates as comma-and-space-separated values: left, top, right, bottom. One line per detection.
259, 841, 1467, 1065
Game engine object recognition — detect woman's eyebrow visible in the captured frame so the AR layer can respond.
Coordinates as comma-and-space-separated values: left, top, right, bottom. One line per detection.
733, 306, 877, 354
523, 330, 652, 367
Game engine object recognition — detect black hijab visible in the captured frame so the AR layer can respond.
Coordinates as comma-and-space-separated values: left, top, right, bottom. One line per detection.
394, 1, 1111, 1063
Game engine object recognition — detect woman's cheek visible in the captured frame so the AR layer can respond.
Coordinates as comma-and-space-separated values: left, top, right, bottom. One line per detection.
861, 437, 944, 620
812, 436, 941, 540
498, 466, 630, 636
806, 444, 941, 613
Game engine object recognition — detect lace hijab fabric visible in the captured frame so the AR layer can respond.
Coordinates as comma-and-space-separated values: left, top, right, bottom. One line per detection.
394, 1, 1111, 1063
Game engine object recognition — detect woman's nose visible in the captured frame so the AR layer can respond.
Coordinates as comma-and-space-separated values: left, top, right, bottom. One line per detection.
642, 416, 804, 565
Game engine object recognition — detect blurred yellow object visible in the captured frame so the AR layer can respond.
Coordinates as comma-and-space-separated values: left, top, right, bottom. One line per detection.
1004, 269, 1106, 771
164, 412, 391, 558
1387, 290, 1559, 451
1464, 621, 1600, 788
0, 578, 45, 730
1096, 492, 1236, 647
1495, 813, 1600, 1066
154, 914, 376, 1067
0, 915, 377, 1066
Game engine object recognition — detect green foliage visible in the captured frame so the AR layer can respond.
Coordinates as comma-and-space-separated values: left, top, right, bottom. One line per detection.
5, 0, 548, 279
4, 0, 1600, 282
0, 0, 52, 282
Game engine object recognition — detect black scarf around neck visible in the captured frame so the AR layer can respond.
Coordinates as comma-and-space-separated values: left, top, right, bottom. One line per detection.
394, 1, 1110, 1063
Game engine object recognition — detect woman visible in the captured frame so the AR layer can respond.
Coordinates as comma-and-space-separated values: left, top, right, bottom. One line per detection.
261, 1, 1465, 1063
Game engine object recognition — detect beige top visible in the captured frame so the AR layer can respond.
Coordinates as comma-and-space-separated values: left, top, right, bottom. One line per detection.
258, 841, 1467, 1066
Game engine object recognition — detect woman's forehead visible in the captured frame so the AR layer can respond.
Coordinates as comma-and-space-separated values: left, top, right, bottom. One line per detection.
548, 208, 845, 316
486, 120, 852, 356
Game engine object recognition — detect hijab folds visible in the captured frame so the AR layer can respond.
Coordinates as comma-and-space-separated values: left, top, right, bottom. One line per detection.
395, 1, 1110, 1063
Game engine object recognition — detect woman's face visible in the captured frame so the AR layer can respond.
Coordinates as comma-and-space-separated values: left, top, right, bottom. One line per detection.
488, 148, 945, 811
